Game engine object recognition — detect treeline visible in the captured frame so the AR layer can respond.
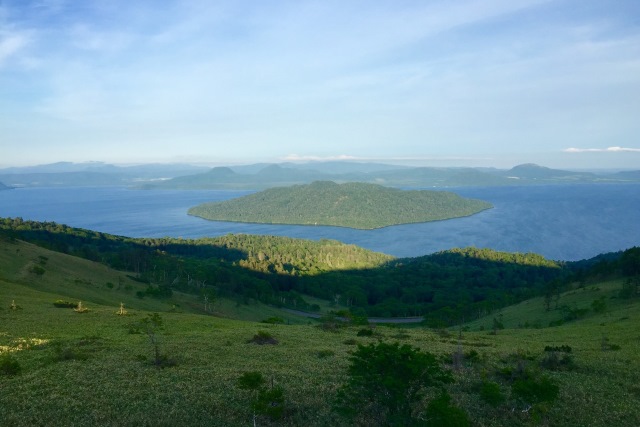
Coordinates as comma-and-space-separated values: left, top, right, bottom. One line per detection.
294, 248, 566, 324
188, 181, 492, 229
1, 217, 637, 325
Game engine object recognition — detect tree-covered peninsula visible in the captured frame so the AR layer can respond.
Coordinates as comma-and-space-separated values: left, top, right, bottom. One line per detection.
188, 181, 492, 229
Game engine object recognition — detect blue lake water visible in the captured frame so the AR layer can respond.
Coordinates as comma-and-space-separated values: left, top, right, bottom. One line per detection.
0, 184, 638, 261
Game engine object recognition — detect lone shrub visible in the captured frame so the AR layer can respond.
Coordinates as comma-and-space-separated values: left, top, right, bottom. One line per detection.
356, 328, 374, 337
135, 313, 175, 368
540, 351, 576, 371
53, 300, 76, 308
335, 341, 456, 426
248, 331, 279, 345
478, 381, 505, 407
425, 391, 471, 426
238, 371, 286, 424
316, 349, 335, 359
0, 354, 21, 376
512, 376, 559, 404
261, 316, 285, 324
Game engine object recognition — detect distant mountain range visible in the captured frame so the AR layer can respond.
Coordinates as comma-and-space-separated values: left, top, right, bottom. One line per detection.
0, 162, 209, 187
0, 161, 638, 188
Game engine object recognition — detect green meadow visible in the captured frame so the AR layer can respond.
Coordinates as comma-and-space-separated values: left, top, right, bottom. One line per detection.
1, 239, 639, 426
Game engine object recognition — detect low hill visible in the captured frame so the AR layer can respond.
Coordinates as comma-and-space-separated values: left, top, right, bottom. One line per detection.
188, 181, 493, 229
0, 182, 10, 191
499, 163, 599, 182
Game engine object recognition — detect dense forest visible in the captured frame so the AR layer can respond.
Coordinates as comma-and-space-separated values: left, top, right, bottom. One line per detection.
1, 217, 637, 325
188, 181, 492, 229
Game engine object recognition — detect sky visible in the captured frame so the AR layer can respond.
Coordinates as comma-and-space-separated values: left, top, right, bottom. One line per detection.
1, 0, 639, 169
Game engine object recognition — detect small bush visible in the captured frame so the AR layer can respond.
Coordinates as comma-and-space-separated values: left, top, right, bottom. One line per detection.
317, 314, 346, 332
356, 328, 374, 337
512, 376, 559, 404
249, 331, 279, 345
343, 338, 357, 345
544, 345, 572, 353
29, 265, 45, 276
50, 341, 89, 362
464, 349, 481, 363
0, 354, 21, 376
478, 381, 505, 407
540, 351, 576, 371
425, 391, 470, 426
261, 316, 285, 324
316, 350, 335, 359
53, 300, 76, 308
435, 328, 452, 338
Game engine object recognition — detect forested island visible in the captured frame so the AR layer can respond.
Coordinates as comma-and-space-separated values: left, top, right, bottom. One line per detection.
188, 181, 492, 229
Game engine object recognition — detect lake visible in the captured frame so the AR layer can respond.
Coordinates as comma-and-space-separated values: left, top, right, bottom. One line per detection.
0, 184, 638, 261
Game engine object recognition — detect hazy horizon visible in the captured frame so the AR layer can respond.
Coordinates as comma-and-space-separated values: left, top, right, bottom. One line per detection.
2, 1, 639, 169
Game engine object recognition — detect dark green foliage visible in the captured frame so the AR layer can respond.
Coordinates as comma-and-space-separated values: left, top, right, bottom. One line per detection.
237, 372, 286, 423
335, 342, 453, 426
53, 300, 76, 308
478, 381, 505, 407
261, 316, 285, 324
620, 276, 640, 299
491, 316, 504, 334
591, 296, 607, 313
511, 376, 559, 404
50, 340, 89, 362
540, 351, 576, 371
29, 264, 45, 276
425, 391, 470, 427
135, 313, 174, 367
464, 349, 480, 363
255, 386, 285, 421
0, 354, 21, 376
188, 181, 492, 229
356, 328, 374, 337
248, 331, 278, 345
317, 313, 347, 332
316, 349, 335, 359
238, 371, 265, 390
559, 304, 589, 322
544, 345, 572, 353
619, 247, 640, 276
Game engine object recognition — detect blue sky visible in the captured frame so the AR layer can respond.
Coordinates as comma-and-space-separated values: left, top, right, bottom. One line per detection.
1, 0, 639, 169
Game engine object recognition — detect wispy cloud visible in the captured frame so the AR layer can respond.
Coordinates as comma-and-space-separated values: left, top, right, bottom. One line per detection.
564, 147, 640, 153
0, 31, 30, 67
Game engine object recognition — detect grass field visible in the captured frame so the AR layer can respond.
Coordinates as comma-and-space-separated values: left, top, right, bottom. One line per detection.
1, 239, 639, 426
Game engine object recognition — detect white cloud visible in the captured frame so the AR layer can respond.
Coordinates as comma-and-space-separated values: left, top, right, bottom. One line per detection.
0, 32, 29, 67
564, 147, 640, 153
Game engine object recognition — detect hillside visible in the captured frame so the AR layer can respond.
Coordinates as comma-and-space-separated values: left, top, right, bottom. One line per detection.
0, 182, 10, 191
1, 236, 639, 426
188, 181, 493, 229
7, 218, 635, 325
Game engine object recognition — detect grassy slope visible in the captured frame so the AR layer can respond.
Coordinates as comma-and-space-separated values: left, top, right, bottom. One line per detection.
1, 240, 639, 426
